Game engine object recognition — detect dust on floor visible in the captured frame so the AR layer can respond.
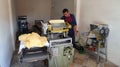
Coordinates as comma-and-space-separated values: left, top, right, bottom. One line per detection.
70, 49, 118, 67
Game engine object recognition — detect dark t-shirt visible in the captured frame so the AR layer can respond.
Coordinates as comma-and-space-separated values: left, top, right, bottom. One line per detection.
61, 14, 77, 37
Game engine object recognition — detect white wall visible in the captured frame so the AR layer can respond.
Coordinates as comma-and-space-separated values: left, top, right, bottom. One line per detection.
8, 0, 17, 50
51, 0, 74, 19
0, 0, 16, 67
15, 0, 51, 28
74, 0, 81, 31
80, 0, 120, 66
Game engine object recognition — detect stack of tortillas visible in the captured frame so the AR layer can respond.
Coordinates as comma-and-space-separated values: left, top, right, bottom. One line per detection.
19, 32, 47, 48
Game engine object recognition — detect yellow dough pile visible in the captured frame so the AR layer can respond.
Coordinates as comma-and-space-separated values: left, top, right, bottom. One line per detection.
19, 32, 47, 48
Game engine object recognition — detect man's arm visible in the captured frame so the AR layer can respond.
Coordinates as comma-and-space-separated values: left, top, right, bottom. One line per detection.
74, 25, 78, 36
72, 14, 78, 36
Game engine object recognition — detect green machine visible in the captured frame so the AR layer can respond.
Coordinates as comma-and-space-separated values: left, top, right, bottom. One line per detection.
47, 20, 74, 67
49, 38, 74, 67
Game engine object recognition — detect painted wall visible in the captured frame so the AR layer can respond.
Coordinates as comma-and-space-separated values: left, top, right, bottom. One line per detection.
80, 0, 120, 66
0, 0, 16, 67
8, 0, 17, 50
74, 0, 81, 30
51, 0, 74, 19
15, 0, 51, 28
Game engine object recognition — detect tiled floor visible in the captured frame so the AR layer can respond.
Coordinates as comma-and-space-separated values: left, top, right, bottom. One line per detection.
11, 49, 118, 67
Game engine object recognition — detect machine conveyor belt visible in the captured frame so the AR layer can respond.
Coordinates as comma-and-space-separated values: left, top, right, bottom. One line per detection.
20, 51, 49, 62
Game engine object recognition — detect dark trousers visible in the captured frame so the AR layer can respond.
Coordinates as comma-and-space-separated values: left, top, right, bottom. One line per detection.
68, 34, 76, 48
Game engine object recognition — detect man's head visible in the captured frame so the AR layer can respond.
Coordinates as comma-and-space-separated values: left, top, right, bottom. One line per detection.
63, 8, 70, 17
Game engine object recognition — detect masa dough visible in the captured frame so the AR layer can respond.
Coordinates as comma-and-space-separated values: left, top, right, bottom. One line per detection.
19, 32, 47, 48
49, 20, 64, 23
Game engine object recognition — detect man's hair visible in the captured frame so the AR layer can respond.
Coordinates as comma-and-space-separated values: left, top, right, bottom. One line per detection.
63, 8, 69, 13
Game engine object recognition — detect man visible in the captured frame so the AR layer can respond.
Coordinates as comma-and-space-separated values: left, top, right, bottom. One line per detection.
61, 8, 77, 48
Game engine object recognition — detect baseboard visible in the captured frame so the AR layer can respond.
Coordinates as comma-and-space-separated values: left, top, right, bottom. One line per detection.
10, 50, 15, 67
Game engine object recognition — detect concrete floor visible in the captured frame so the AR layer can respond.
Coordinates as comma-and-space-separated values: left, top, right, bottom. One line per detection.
11, 48, 118, 67
11, 41, 118, 67
70, 50, 118, 67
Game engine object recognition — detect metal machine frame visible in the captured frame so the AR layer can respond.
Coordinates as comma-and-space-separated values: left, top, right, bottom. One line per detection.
49, 37, 74, 67
86, 24, 109, 65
